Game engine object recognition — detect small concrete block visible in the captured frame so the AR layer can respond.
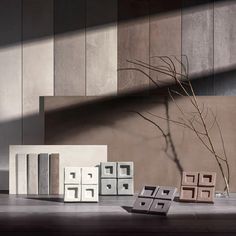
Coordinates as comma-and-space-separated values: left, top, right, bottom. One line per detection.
197, 187, 215, 203
64, 167, 81, 184
138, 186, 159, 198
100, 162, 117, 178
198, 172, 216, 187
132, 197, 153, 213
81, 185, 98, 202
81, 167, 99, 185
155, 186, 177, 200
149, 199, 172, 215
181, 172, 199, 186
117, 179, 134, 195
64, 184, 81, 202
100, 178, 117, 195
117, 162, 134, 178
179, 186, 198, 202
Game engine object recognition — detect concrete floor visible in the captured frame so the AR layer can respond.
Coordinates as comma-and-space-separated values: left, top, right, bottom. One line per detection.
0, 193, 236, 235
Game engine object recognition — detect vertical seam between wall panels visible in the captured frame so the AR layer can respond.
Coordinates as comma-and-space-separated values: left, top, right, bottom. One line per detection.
21, 0, 24, 144
213, 0, 215, 95
149, 0, 150, 93
53, 0, 55, 96
85, 0, 87, 96
181, 0, 183, 81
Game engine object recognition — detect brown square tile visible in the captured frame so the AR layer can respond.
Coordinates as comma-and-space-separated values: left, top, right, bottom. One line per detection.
181, 172, 199, 186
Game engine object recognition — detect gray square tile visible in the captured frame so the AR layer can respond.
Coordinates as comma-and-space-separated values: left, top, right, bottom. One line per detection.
132, 197, 153, 213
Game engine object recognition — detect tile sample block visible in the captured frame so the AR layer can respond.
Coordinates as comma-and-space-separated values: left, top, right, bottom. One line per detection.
27, 153, 38, 195
149, 199, 172, 215
117, 179, 134, 195
155, 186, 177, 201
100, 162, 117, 178
182, 172, 199, 186
38, 153, 49, 195
197, 187, 215, 203
64, 167, 81, 184
16, 154, 27, 194
179, 186, 198, 202
9, 145, 107, 194
81, 185, 98, 202
139, 186, 159, 199
81, 167, 99, 185
198, 172, 216, 187
49, 153, 60, 195
64, 184, 81, 202
100, 178, 117, 195
117, 162, 134, 179
132, 197, 153, 213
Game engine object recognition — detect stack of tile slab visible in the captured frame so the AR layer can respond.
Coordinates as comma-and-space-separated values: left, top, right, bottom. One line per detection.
132, 185, 177, 215
179, 171, 216, 203
64, 167, 99, 202
16, 153, 59, 195
100, 162, 134, 195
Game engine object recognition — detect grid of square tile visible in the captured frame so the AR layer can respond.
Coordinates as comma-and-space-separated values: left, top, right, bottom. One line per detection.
100, 162, 134, 195
64, 167, 99, 202
179, 171, 216, 203
132, 185, 177, 215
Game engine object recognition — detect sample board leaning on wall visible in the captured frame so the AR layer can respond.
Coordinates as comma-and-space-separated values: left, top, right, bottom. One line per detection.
9, 145, 107, 194
44, 96, 236, 192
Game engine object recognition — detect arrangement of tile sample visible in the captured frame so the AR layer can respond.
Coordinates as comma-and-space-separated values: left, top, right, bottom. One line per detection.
9, 145, 107, 194
132, 185, 177, 215
179, 171, 216, 203
100, 162, 134, 196
64, 167, 99, 202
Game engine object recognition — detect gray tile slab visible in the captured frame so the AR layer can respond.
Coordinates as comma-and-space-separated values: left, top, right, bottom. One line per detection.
138, 186, 159, 198
149, 199, 172, 215
132, 197, 153, 213
117, 179, 134, 195
100, 178, 117, 196
38, 153, 49, 195
16, 154, 27, 195
27, 153, 38, 195
117, 162, 134, 179
155, 186, 177, 201
100, 162, 117, 179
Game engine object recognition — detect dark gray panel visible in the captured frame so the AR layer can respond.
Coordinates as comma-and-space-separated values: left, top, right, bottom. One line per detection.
49, 153, 60, 195
54, 0, 86, 96
39, 153, 49, 195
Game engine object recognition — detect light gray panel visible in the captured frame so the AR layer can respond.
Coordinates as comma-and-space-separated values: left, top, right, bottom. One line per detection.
214, 0, 236, 95
0, 0, 22, 190
16, 154, 27, 194
22, 0, 54, 144
54, 0, 86, 96
182, 0, 214, 95
27, 154, 38, 195
86, 0, 117, 95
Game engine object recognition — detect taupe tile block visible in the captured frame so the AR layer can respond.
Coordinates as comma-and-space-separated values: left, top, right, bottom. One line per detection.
198, 172, 216, 187
138, 186, 159, 198
149, 199, 172, 215
155, 186, 177, 201
197, 187, 215, 203
81, 185, 98, 202
100, 162, 117, 178
49, 153, 60, 195
64, 167, 81, 184
117, 162, 134, 179
100, 178, 117, 195
27, 153, 38, 195
182, 172, 199, 186
16, 154, 27, 194
132, 197, 153, 213
81, 167, 98, 185
179, 186, 198, 202
64, 184, 81, 202
117, 179, 134, 195
38, 153, 49, 195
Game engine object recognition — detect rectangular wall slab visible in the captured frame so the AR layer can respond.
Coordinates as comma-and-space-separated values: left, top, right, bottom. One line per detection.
182, 0, 214, 95
86, 0, 117, 95
214, 0, 236, 95
38, 153, 49, 195
0, 0, 22, 190
118, 0, 150, 93
9, 145, 107, 194
22, 0, 54, 144
16, 154, 27, 194
49, 153, 60, 195
54, 0, 86, 96
27, 153, 38, 194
